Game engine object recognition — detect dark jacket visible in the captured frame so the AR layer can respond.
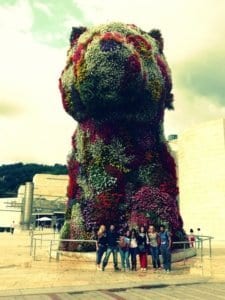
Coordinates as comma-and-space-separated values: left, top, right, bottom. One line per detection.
107, 230, 119, 247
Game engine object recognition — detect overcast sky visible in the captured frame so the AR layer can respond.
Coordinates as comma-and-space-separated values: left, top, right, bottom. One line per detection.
0, 0, 224, 165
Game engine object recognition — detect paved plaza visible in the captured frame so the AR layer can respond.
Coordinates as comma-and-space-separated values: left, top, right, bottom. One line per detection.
0, 230, 224, 299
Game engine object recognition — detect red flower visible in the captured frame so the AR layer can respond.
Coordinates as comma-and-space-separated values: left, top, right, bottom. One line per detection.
126, 34, 152, 52
102, 32, 124, 43
105, 165, 123, 181
67, 158, 80, 199
132, 186, 182, 230
156, 54, 172, 93
80, 120, 99, 143
126, 54, 141, 73
73, 44, 85, 64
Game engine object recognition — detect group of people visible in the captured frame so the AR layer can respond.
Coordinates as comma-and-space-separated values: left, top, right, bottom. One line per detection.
96, 224, 172, 273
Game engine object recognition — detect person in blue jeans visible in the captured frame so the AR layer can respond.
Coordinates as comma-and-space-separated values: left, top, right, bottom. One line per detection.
147, 225, 161, 270
118, 230, 131, 271
96, 224, 107, 270
159, 225, 172, 273
102, 224, 120, 271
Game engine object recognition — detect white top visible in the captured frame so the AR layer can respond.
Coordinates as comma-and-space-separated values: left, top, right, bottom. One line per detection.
130, 237, 137, 248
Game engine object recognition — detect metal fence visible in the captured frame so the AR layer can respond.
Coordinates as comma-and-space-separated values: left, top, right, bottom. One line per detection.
29, 230, 213, 264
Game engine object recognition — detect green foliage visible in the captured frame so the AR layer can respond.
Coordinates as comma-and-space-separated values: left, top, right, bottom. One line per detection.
89, 140, 107, 165
0, 163, 67, 197
138, 163, 168, 186
107, 139, 133, 172
60, 221, 70, 239
71, 203, 85, 228
88, 165, 117, 193
88, 138, 133, 171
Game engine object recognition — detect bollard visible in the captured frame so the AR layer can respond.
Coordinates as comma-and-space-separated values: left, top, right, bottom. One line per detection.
183, 242, 186, 265
30, 230, 34, 256
33, 238, 36, 260
200, 238, 203, 262
209, 238, 212, 258
49, 240, 52, 262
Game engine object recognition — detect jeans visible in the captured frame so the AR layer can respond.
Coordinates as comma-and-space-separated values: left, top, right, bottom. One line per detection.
96, 244, 106, 265
130, 247, 137, 270
150, 246, 161, 268
160, 244, 171, 271
119, 248, 130, 270
102, 246, 119, 269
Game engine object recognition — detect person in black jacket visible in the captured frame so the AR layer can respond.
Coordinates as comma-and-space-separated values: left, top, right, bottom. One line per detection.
102, 224, 120, 271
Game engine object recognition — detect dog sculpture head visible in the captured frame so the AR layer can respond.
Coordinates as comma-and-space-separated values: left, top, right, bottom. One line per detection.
59, 22, 174, 124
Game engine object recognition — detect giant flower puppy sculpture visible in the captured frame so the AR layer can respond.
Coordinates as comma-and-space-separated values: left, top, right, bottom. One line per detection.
59, 22, 185, 250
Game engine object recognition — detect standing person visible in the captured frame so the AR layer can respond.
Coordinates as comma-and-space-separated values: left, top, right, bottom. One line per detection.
53, 223, 57, 233
137, 226, 148, 271
147, 225, 161, 270
102, 224, 120, 271
11, 221, 15, 235
40, 222, 44, 231
188, 229, 195, 247
96, 225, 107, 270
196, 228, 201, 249
159, 225, 172, 273
118, 230, 131, 271
129, 228, 138, 271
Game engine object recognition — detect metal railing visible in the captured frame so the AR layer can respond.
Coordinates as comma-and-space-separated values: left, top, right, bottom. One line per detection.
49, 239, 96, 262
29, 231, 213, 264
194, 235, 214, 261
29, 230, 96, 261
173, 235, 213, 265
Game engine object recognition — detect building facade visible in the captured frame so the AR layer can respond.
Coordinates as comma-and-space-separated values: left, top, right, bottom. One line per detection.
175, 118, 225, 240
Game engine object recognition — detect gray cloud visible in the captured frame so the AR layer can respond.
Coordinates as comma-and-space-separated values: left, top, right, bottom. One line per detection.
174, 47, 225, 106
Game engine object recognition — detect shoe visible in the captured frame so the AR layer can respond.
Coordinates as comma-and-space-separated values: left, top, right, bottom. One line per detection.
114, 267, 121, 271
102, 266, 105, 271
166, 270, 170, 273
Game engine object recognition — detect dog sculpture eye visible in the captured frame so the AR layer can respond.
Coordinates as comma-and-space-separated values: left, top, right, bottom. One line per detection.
100, 40, 122, 52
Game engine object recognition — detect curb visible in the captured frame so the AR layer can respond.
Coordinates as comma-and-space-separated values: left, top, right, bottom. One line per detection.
0, 277, 211, 297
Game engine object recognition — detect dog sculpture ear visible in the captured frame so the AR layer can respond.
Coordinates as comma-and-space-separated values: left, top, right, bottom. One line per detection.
70, 26, 87, 46
149, 29, 174, 109
148, 29, 164, 54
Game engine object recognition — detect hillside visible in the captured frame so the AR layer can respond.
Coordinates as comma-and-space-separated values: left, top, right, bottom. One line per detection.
0, 163, 67, 197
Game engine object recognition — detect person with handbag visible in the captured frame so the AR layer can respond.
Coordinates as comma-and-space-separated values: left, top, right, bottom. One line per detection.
96, 224, 107, 270
118, 230, 131, 271
137, 226, 148, 271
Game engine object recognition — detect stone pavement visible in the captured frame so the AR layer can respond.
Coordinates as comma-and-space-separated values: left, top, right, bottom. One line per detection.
0, 231, 224, 299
